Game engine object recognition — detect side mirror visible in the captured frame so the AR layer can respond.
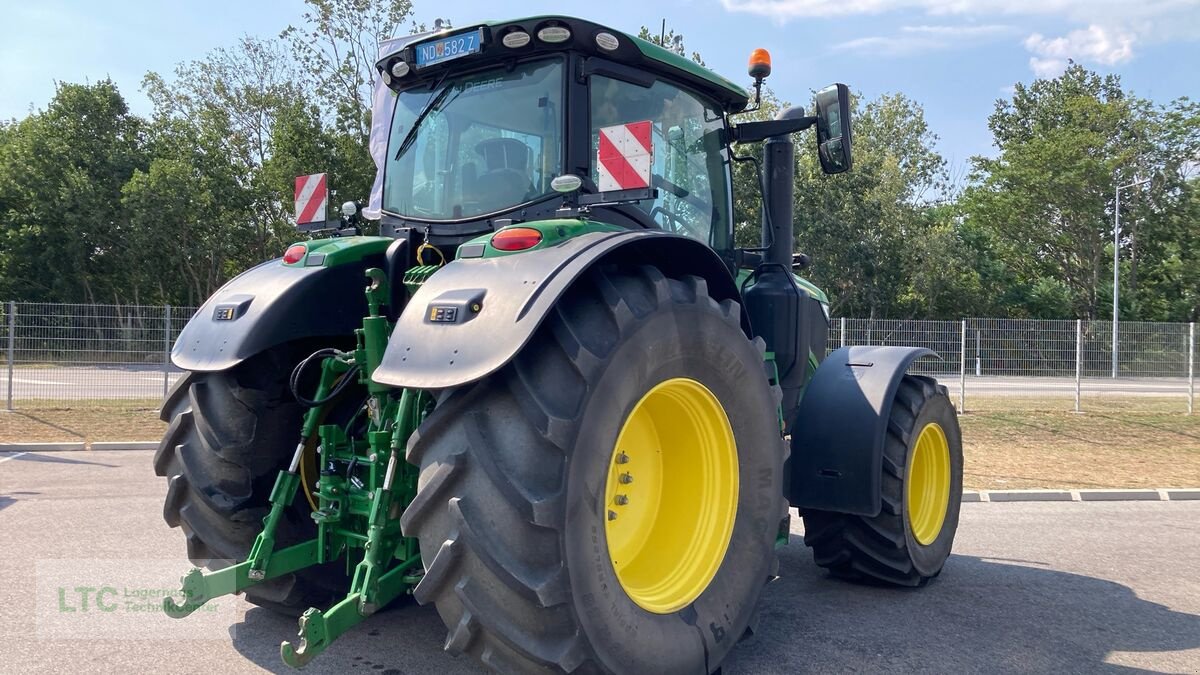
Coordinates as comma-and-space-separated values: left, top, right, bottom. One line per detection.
814, 84, 852, 174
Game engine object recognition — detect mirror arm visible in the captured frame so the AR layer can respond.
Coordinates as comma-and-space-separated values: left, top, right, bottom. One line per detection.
730, 116, 817, 144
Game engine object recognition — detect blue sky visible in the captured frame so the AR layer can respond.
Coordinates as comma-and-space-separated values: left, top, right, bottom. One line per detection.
2, 0, 1197, 174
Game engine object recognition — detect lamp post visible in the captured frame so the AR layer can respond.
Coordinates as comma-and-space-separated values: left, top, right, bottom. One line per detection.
1112, 177, 1151, 378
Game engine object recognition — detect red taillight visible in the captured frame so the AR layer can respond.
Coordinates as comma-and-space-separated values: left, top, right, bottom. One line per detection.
283, 244, 307, 264
491, 227, 543, 252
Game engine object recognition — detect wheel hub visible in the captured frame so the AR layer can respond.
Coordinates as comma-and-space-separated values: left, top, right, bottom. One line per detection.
906, 422, 951, 546
604, 377, 738, 614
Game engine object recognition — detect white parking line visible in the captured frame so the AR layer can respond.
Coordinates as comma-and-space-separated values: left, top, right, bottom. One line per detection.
0, 452, 29, 464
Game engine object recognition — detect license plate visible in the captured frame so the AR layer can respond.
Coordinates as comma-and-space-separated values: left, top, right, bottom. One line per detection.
414, 29, 484, 68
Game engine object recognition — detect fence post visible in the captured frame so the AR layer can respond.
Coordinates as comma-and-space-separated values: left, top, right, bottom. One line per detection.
1080, 319, 1089, 413
5, 301, 14, 411
975, 329, 981, 376
163, 305, 172, 399
959, 319, 966, 412
1189, 322, 1195, 416
839, 317, 846, 349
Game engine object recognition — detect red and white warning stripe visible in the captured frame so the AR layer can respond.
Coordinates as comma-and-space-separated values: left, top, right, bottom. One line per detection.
597, 121, 652, 191
294, 173, 328, 225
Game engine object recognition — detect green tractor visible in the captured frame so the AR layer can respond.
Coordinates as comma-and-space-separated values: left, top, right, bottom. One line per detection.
157, 15, 963, 673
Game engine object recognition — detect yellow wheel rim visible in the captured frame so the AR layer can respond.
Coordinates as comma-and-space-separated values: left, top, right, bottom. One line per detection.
906, 422, 951, 546
604, 378, 739, 614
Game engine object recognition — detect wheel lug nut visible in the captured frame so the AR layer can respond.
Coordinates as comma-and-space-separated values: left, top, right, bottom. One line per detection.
615, 494, 628, 506
619, 473, 633, 484
616, 452, 629, 464
608, 510, 618, 521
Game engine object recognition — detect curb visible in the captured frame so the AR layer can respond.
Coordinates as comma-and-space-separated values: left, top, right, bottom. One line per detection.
0, 441, 86, 452
89, 441, 158, 451
967, 488, 1200, 502
0, 441, 155, 452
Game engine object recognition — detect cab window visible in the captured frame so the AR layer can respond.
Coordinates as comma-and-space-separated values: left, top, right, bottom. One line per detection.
385, 59, 564, 221
589, 75, 731, 250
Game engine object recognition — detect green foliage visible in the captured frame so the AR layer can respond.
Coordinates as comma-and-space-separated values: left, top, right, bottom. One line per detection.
962, 63, 1200, 321
280, 0, 414, 140
0, 81, 146, 302
0, 1, 407, 305
637, 23, 706, 65
0, 14, 1196, 325
794, 92, 949, 318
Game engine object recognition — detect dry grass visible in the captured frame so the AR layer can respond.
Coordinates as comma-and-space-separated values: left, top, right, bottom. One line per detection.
961, 397, 1200, 489
2, 397, 1198, 489
0, 399, 164, 444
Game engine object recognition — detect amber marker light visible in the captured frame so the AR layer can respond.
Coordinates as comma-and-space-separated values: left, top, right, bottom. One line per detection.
748, 48, 772, 80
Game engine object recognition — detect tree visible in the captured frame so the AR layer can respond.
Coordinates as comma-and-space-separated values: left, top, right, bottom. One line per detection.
281, 0, 415, 141
637, 23, 706, 65
121, 114, 259, 306
961, 64, 1199, 321
0, 81, 146, 303
793, 93, 949, 319
142, 37, 311, 261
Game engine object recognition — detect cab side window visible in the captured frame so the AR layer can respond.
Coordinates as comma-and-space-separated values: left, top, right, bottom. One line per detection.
589, 75, 731, 250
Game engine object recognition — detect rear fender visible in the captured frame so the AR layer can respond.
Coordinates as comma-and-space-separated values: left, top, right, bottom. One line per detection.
788, 346, 937, 516
172, 238, 392, 372
372, 230, 744, 390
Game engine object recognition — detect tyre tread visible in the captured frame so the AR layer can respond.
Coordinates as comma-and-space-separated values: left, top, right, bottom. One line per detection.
801, 374, 956, 587
404, 264, 780, 673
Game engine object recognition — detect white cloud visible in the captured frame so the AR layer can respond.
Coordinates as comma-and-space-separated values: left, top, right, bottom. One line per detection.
834, 23, 1014, 55
1028, 57, 1070, 77
1026, 24, 1136, 65
719, 0, 1192, 21
721, 0, 1198, 75
902, 24, 1014, 36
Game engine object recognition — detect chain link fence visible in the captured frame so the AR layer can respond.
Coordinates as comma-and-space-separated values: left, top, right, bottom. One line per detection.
831, 317, 1196, 413
1, 302, 1195, 414
2, 301, 196, 408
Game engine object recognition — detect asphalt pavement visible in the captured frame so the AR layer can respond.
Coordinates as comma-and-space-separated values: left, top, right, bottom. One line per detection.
1, 450, 1198, 673
5, 365, 1192, 400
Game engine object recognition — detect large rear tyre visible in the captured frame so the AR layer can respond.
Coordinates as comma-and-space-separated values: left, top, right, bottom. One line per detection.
401, 265, 786, 673
153, 346, 346, 612
801, 375, 963, 586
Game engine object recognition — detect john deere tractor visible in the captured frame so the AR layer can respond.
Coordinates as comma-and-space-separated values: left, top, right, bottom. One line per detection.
157, 15, 963, 673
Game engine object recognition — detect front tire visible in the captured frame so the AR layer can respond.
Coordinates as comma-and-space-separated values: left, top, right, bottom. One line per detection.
801, 375, 963, 586
401, 265, 786, 673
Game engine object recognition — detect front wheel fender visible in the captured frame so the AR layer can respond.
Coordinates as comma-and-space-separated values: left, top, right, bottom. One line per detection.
788, 345, 938, 516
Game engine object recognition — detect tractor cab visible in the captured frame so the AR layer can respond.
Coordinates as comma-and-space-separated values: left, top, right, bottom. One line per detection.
374, 17, 755, 260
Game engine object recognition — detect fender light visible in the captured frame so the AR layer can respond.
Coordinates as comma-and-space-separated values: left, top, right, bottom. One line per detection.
283, 244, 307, 264
491, 227, 543, 251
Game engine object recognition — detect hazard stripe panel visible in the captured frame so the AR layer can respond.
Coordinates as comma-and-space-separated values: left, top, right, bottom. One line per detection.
294, 173, 328, 224
597, 121, 653, 192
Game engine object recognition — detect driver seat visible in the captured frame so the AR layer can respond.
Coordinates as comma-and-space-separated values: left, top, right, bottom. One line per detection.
474, 138, 534, 208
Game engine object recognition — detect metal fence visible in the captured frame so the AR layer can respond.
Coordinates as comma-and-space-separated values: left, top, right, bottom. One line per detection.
1, 302, 1195, 414
830, 318, 1196, 413
2, 301, 197, 407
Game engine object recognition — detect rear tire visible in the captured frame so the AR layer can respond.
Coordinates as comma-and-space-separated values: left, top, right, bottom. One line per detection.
401, 265, 786, 673
154, 346, 346, 613
801, 375, 963, 586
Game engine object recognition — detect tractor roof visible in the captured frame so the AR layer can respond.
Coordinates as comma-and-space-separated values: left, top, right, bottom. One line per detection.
377, 16, 751, 113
